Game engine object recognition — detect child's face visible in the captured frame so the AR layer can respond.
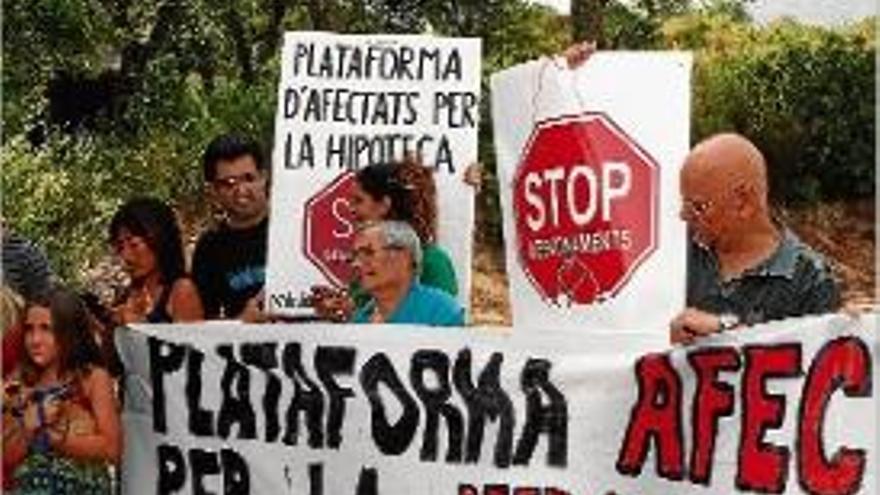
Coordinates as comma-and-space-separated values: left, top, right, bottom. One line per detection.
24, 305, 60, 369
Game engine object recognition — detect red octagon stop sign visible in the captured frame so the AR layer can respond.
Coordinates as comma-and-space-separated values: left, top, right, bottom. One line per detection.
513, 113, 658, 306
304, 171, 356, 287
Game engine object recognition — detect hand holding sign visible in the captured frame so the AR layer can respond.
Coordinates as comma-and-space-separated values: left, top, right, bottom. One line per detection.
310, 285, 354, 322
669, 307, 723, 345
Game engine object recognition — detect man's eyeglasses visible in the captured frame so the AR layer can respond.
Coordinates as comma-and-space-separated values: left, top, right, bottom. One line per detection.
213, 172, 262, 191
682, 198, 713, 217
682, 182, 748, 219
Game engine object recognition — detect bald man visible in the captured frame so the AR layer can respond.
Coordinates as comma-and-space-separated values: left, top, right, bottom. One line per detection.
670, 133, 839, 345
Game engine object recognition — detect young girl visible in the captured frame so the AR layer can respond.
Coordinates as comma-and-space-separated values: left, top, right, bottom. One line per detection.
2, 286, 120, 494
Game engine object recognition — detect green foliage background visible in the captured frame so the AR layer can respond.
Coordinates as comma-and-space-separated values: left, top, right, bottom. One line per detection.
1, 0, 875, 286
665, 14, 876, 203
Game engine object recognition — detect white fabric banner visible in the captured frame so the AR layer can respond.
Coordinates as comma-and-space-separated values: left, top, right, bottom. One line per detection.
118, 313, 877, 495
265, 32, 481, 316
490, 52, 691, 333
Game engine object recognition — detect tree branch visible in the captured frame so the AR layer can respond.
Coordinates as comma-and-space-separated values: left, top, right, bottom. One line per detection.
222, 2, 255, 84
258, 0, 291, 64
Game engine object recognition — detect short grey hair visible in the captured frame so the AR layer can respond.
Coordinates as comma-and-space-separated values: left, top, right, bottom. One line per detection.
359, 220, 422, 276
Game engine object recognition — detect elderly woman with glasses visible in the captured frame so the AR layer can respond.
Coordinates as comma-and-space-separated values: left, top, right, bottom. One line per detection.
348, 221, 463, 326
311, 157, 461, 322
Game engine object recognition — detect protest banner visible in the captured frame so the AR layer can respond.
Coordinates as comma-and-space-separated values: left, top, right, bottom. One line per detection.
490, 53, 692, 333
265, 32, 481, 316
118, 313, 877, 494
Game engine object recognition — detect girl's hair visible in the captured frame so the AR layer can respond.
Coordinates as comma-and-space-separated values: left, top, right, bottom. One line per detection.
109, 197, 185, 285
394, 155, 438, 244
355, 156, 438, 244
355, 162, 415, 225
22, 286, 103, 383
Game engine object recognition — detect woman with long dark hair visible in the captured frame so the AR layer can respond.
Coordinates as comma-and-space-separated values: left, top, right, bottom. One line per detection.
2, 286, 120, 493
109, 197, 203, 323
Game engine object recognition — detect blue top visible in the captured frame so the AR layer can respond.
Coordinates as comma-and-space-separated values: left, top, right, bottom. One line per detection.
351, 282, 464, 327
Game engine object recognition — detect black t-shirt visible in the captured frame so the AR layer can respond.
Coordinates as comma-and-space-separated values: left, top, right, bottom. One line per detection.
192, 218, 268, 319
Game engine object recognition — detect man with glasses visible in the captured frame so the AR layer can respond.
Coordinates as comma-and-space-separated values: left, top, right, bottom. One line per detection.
670, 133, 839, 344
349, 220, 463, 326
192, 133, 270, 321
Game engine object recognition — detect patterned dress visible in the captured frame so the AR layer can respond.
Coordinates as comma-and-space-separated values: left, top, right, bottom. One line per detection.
11, 452, 112, 495
5, 374, 113, 495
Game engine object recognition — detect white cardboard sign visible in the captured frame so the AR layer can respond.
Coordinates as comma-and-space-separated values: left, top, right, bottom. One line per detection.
265, 32, 481, 316
491, 52, 692, 333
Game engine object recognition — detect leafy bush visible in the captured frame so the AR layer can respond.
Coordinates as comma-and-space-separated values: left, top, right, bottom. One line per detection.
3, 132, 195, 285
603, 3, 661, 49
1, 61, 280, 286
664, 14, 876, 203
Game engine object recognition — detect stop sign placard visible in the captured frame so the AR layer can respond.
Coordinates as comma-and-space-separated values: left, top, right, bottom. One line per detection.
303, 171, 356, 287
513, 113, 658, 306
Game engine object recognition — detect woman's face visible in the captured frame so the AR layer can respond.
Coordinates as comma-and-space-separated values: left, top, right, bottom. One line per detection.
24, 305, 60, 369
350, 181, 391, 223
114, 228, 158, 281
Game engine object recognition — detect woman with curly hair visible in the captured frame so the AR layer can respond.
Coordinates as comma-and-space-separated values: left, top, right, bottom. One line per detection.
360, 157, 458, 296
109, 197, 203, 324
2, 286, 120, 494
312, 156, 459, 321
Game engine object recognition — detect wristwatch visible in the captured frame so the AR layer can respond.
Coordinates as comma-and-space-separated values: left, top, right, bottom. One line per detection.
718, 313, 740, 333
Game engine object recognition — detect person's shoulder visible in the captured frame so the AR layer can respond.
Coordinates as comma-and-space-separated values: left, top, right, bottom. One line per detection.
423, 243, 450, 258
194, 223, 229, 247
412, 283, 463, 325
424, 244, 455, 265
201, 218, 268, 247
785, 230, 834, 277
781, 230, 839, 312
80, 365, 113, 391
193, 223, 237, 265
168, 277, 204, 320
420, 243, 458, 295
170, 277, 200, 297
414, 283, 457, 303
